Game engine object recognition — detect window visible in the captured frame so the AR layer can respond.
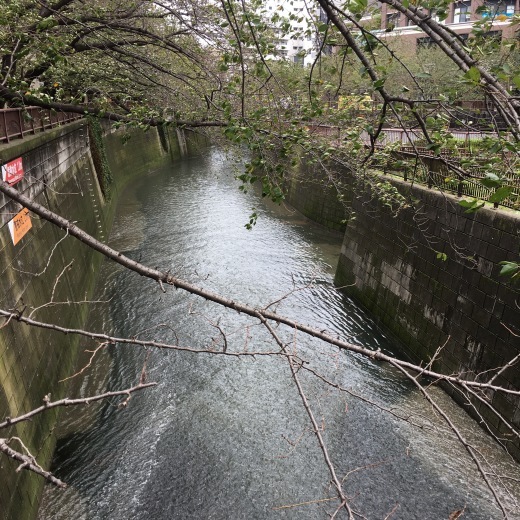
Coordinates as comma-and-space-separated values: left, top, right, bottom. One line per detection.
417, 36, 435, 47
386, 12, 400, 28
453, 1, 471, 23
482, 0, 515, 17
484, 29, 503, 41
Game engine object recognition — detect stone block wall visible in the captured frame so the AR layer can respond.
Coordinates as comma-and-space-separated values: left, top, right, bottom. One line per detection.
335, 177, 520, 458
0, 123, 104, 520
284, 155, 350, 231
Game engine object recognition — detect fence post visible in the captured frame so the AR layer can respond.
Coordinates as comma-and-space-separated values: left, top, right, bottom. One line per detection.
425, 158, 434, 188
2, 111, 8, 143
30, 108, 35, 135
18, 109, 23, 139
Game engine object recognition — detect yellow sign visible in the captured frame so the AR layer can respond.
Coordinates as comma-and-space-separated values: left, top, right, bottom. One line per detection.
8, 208, 32, 245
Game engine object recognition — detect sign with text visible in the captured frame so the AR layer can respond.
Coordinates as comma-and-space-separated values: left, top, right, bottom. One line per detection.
8, 208, 32, 245
1, 157, 24, 185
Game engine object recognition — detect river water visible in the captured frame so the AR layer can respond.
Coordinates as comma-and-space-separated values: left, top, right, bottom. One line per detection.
39, 147, 520, 519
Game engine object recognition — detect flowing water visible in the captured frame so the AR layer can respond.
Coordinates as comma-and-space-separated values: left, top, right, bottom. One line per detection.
39, 148, 520, 519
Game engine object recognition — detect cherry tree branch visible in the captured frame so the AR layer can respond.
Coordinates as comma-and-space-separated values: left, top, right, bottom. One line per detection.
0, 382, 157, 487
0, 383, 157, 431
0, 437, 67, 488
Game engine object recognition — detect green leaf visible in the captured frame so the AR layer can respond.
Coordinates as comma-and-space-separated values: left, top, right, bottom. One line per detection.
436, 251, 448, 262
459, 198, 485, 213
499, 261, 520, 277
489, 186, 513, 203
349, 0, 367, 15
425, 142, 441, 154
464, 67, 481, 84
479, 173, 502, 188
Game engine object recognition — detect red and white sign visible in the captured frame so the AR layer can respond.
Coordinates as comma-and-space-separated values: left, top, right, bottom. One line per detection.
1, 157, 24, 185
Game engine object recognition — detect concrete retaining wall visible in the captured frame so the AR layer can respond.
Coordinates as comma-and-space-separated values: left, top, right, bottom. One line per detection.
335, 176, 520, 458
283, 155, 350, 232
0, 122, 186, 520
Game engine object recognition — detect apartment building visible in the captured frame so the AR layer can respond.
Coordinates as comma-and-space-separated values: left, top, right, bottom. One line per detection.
264, 0, 321, 66
378, 0, 519, 44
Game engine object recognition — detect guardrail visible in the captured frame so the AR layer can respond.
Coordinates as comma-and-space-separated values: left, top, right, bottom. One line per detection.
0, 107, 83, 143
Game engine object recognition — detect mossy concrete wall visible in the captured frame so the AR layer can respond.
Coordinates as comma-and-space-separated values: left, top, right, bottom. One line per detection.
283, 156, 350, 232
335, 176, 520, 458
0, 122, 187, 520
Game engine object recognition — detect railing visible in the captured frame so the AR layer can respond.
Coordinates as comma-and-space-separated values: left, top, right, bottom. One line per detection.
377, 144, 520, 211
0, 107, 83, 144
360, 127, 495, 148
306, 124, 520, 211
306, 125, 493, 147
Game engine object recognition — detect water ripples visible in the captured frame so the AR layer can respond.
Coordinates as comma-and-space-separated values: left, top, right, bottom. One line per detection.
39, 147, 520, 520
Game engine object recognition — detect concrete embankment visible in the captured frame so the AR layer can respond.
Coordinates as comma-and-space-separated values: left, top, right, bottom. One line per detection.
285, 159, 520, 459
0, 121, 200, 520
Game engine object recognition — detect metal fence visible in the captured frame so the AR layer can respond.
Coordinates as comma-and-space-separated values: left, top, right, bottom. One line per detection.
360, 128, 496, 148
380, 149, 520, 210
306, 125, 493, 147
0, 107, 83, 143
306, 124, 519, 211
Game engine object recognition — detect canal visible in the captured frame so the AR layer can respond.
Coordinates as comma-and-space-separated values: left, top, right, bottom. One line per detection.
39, 147, 520, 519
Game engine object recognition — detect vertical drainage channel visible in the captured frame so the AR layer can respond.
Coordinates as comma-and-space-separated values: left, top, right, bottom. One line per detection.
81, 124, 105, 242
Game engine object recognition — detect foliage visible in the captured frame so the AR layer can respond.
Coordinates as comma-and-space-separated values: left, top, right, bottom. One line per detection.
0, 0, 519, 272
499, 260, 520, 280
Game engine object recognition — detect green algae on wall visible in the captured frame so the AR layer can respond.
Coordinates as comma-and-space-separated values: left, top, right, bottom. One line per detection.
335, 175, 520, 459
